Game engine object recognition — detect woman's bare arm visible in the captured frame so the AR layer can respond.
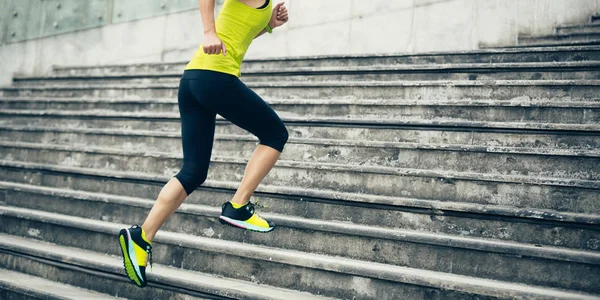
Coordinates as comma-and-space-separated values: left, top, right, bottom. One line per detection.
255, 1, 289, 39
199, 0, 226, 55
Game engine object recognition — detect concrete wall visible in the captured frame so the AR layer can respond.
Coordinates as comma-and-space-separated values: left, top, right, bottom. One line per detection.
1, 0, 599, 86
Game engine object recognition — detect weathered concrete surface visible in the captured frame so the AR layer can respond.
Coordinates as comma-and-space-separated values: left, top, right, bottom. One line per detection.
1, 216, 598, 299
0, 268, 123, 300
0, 235, 326, 300
2, 0, 600, 86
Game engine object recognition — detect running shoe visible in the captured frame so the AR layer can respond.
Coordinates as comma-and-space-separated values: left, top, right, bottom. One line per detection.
118, 225, 152, 287
219, 201, 275, 232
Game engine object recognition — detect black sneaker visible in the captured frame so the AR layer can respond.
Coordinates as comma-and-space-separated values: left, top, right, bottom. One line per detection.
219, 201, 275, 232
118, 225, 152, 287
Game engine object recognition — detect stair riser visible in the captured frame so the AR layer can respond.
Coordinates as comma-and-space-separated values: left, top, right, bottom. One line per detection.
1, 147, 598, 215
0, 290, 40, 300
519, 35, 600, 47
4, 127, 600, 158
12, 69, 600, 87
0, 252, 212, 300
49, 49, 600, 77
557, 26, 600, 35
2, 85, 599, 101
0, 223, 499, 300
2, 136, 600, 182
2, 168, 597, 251
2, 121, 598, 151
2, 192, 598, 291
2, 102, 599, 125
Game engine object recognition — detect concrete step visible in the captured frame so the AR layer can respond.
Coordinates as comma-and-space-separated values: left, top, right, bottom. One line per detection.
2, 127, 600, 182
1, 122, 598, 154
592, 15, 600, 23
2, 80, 600, 101
2, 143, 599, 211
0, 268, 124, 300
2, 161, 598, 251
2, 127, 599, 181
2, 98, 600, 126
557, 23, 600, 35
48, 46, 600, 77
1, 210, 598, 299
13, 61, 600, 86
0, 234, 329, 300
518, 33, 600, 47
2, 109, 599, 133
2, 183, 599, 292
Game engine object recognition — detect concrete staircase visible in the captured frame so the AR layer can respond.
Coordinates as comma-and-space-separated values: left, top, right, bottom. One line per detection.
1, 42, 600, 298
518, 14, 600, 46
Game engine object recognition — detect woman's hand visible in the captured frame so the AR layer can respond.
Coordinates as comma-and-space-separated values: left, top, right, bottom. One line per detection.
203, 30, 227, 56
269, 1, 289, 29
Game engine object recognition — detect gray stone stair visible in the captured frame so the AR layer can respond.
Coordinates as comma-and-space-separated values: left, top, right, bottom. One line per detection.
11, 61, 600, 85
1, 37, 600, 298
516, 16, 600, 47
1, 161, 598, 249
1, 182, 599, 293
1, 209, 598, 300
518, 33, 600, 47
2, 80, 600, 101
1, 97, 599, 126
557, 23, 600, 35
2, 142, 598, 211
0, 268, 124, 300
0, 233, 328, 300
46, 46, 600, 78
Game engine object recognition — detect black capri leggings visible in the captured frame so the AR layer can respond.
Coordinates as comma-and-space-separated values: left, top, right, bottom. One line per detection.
174, 69, 289, 196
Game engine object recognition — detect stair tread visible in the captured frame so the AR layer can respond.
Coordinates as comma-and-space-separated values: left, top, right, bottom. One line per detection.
3, 141, 599, 189
2, 124, 598, 157
1, 181, 599, 265
12, 61, 600, 80
0, 268, 125, 300
3, 96, 600, 108
1, 159, 598, 226
2, 109, 599, 132
0, 233, 331, 300
48, 45, 600, 70
4, 79, 600, 89
0, 208, 598, 299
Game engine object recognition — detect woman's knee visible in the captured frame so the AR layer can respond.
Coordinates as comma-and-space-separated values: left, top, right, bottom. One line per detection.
260, 127, 288, 152
174, 162, 209, 195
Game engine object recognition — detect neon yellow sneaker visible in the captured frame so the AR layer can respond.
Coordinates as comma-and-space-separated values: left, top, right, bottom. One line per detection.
219, 201, 275, 232
118, 225, 152, 287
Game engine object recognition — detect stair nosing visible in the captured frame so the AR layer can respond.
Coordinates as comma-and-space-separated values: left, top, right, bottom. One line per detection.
48, 45, 600, 71
2, 141, 599, 189
4, 79, 600, 89
0, 159, 598, 226
1, 180, 598, 265
0, 211, 597, 300
2, 109, 599, 132
0, 268, 124, 300
0, 233, 328, 300
2, 124, 598, 158
14, 61, 600, 81
3, 96, 600, 108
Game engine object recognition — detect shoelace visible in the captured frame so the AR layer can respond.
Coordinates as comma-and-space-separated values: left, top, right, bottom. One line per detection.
145, 247, 153, 271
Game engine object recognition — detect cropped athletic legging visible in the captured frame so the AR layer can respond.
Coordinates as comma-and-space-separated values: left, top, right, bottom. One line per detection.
173, 69, 289, 196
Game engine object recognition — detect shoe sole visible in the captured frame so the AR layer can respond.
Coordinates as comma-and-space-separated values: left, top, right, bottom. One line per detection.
118, 229, 145, 287
219, 216, 274, 233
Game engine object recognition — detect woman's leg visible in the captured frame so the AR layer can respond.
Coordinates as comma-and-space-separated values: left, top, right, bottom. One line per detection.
229, 144, 281, 205
141, 178, 188, 241
198, 79, 288, 206
142, 78, 217, 241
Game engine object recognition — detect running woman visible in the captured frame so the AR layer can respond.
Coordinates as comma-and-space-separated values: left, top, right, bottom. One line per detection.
118, 0, 289, 287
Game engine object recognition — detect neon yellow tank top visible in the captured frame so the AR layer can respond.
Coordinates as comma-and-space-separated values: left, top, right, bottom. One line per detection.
185, 0, 272, 77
